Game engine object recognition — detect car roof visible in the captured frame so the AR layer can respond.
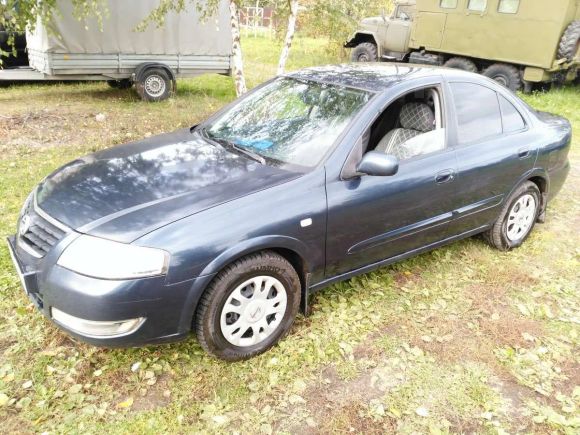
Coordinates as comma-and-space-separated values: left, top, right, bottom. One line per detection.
285, 63, 476, 92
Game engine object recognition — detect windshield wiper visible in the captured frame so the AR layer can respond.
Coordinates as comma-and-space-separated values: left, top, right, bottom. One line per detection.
199, 128, 266, 165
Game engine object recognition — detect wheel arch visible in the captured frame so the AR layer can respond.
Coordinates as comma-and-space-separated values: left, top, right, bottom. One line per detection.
528, 172, 549, 220
345, 32, 380, 51
134, 62, 176, 83
193, 236, 313, 318
498, 169, 549, 226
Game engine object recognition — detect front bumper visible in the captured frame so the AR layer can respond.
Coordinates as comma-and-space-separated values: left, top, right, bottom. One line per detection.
7, 235, 212, 347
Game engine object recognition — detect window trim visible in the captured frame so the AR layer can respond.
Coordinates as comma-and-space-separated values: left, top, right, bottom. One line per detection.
439, 0, 458, 9
467, 0, 487, 12
448, 81, 503, 147
359, 84, 449, 167
340, 82, 450, 179
448, 81, 531, 148
497, 0, 520, 14
498, 93, 527, 135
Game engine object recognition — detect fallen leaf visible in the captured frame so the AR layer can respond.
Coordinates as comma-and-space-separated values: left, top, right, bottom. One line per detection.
416, 406, 430, 417
116, 397, 134, 409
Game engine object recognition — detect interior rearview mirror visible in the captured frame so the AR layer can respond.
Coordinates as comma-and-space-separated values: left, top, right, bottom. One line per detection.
356, 151, 399, 177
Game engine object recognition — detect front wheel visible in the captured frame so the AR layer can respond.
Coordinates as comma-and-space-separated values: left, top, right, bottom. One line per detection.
351, 42, 378, 62
195, 251, 301, 361
483, 181, 541, 251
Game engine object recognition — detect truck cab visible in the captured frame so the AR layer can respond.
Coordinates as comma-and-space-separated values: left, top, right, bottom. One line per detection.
345, 1, 416, 62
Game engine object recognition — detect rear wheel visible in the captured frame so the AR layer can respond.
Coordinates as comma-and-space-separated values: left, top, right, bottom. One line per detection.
483, 181, 540, 251
351, 42, 378, 62
483, 63, 522, 92
135, 68, 173, 102
443, 57, 478, 73
195, 251, 301, 361
558, 20, 580, 61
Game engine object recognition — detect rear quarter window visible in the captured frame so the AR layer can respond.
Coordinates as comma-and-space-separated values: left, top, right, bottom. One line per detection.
450, 82, 502, 145
499, 95, 526, 133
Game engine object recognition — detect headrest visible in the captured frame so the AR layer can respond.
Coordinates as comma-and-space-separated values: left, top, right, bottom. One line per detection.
399, 102, 435, 132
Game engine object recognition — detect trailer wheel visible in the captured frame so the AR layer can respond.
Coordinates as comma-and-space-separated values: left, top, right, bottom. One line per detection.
558, 21, 580, 61
351, 42, 378, 62
107, 79, 133, 89
443, 57, 478, 73
483, 63, 522, 92
136, 68, 172, 102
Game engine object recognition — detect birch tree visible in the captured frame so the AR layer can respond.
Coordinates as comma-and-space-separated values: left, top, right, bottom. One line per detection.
276, 0, 299, 76
228, 1, 247, 95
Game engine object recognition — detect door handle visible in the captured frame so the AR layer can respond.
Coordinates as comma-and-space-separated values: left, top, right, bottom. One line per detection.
518, 147, 531, 159
435, 169, 455, 184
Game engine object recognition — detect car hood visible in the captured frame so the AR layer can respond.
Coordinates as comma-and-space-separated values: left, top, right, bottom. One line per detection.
36, 128, 301, 243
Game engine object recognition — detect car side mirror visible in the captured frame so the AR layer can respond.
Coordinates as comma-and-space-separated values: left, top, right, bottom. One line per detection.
356, 151, 399, 177
381, 8, 387, 23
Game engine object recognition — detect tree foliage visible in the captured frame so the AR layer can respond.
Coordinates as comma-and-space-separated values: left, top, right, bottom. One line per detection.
0, 0, 108, 34
299, 0, 393, 51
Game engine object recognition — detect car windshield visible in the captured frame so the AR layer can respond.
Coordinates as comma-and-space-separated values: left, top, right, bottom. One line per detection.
204, 77, 372, 168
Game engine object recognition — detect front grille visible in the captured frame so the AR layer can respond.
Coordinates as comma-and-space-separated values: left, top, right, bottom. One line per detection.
18, 201, 67, 258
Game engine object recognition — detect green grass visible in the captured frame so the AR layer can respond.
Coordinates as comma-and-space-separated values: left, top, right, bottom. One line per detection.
1, 35, 579, 434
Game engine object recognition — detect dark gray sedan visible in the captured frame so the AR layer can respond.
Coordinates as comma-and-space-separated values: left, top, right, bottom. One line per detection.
8, 64, 571, 360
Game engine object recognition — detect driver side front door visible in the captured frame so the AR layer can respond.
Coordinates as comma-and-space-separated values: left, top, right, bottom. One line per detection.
325, 147, 457, 278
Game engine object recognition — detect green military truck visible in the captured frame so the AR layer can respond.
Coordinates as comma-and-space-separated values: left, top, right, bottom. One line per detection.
345, 0, 580, 91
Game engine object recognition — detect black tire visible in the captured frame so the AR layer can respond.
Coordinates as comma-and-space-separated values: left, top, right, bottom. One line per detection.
444, 57, 478, 73
107, 79, 132, 89
483, 63, 522, 92
351, 42, 378, 62
483, 181, 541, 251
557, 20, 580, 61
195, 251, 301, 361
135, 68, 173, 102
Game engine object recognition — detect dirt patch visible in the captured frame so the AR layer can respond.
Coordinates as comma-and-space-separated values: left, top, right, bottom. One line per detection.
131, 375, 172, 412
555, 359, 580, 397
316, 400, 396, 434
288, 363, 402, 434
403, 281, 544, 366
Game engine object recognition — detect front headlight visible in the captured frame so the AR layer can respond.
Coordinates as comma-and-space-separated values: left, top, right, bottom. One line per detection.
57, 235, 169, 280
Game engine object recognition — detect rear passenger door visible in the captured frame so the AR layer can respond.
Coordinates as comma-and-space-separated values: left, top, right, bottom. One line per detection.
448, 81, 537, 235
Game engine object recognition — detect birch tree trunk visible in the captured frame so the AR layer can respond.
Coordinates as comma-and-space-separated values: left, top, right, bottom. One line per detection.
277, 0, 299, 76
229, 1, 247, 96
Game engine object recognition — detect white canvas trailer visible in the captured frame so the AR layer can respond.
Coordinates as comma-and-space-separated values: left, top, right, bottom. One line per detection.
0, 0, 233, 101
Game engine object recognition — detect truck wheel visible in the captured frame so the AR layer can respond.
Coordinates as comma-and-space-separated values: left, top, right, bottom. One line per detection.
351, 42, 378, 62
558, 21, 580, 61
107, 79, 132, 90
483, 63, 522, 92
443, 57, 477, 73
136, 68, 172, 102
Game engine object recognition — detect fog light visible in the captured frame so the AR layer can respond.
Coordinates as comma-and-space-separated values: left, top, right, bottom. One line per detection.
51, 307, 145, 338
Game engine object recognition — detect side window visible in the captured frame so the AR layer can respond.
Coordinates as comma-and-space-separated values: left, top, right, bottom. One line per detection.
498, 0, 519, 14
396, 5, 415, 20
440, 0, 458, 8
499, 95, 526, 133
368, 87, 445, 161
467, 0, 487, 12
450, 83, 502, 144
